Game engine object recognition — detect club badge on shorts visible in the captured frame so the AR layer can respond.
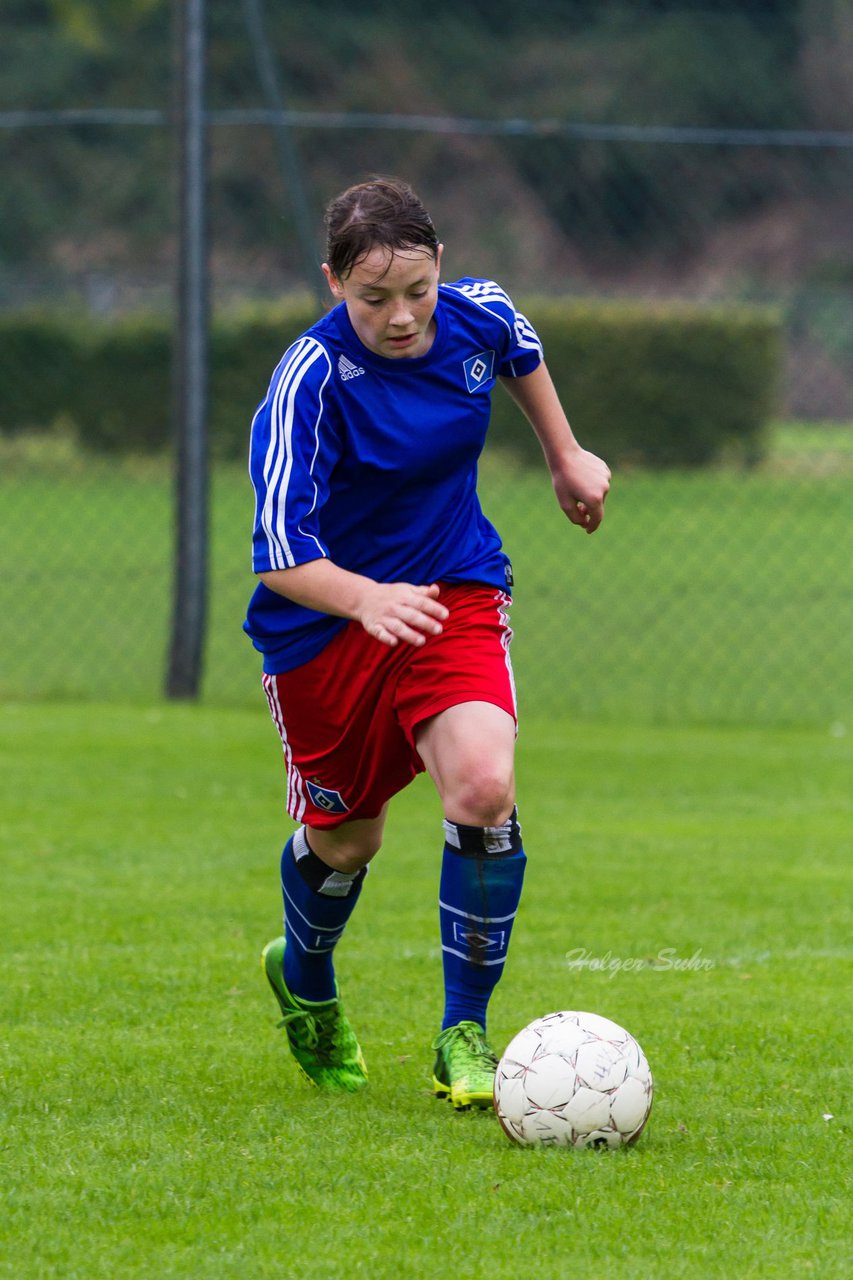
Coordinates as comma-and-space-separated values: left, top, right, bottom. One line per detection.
305, 781, 350, 815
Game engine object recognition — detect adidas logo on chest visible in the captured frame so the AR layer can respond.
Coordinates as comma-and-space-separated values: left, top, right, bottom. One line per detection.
338, 353, 365, 382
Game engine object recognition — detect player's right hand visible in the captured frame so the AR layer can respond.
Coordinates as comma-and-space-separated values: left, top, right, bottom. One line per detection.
357, 582, 449, 648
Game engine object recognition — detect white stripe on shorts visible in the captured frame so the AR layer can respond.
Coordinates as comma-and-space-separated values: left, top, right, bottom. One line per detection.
262, 673, 307, 822
494, 590, 518, 722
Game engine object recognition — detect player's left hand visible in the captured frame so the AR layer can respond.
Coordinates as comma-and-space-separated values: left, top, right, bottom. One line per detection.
552, 448, 611, 534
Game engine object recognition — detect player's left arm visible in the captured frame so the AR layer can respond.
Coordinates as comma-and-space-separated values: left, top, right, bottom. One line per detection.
499, 361, 611, 534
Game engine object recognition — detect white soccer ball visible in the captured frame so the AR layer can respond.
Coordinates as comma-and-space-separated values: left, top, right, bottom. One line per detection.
494, 1010, 653, 1149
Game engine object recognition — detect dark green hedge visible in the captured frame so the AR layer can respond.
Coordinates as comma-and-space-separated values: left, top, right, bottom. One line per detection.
0, 298, 780, 467
0, 312, 84, 435
498, 299, 781, 467
208, 299, 319, 458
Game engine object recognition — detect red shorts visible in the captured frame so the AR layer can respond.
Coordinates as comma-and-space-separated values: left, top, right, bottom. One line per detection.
263, 583, 516, 828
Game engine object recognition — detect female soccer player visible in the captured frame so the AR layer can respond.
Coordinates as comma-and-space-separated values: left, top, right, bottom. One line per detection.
246, 176, 610, 1107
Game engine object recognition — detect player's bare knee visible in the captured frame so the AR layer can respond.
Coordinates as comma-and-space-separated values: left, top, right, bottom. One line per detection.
447, 769, 515, 828
307, 828, 381, 873
335, 846, 379, 874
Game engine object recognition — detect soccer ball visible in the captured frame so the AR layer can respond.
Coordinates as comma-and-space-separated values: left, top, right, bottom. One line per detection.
493, 1010, 653, 1149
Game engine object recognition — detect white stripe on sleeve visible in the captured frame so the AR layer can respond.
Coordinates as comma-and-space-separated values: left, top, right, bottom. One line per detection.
260, 338, 331, 569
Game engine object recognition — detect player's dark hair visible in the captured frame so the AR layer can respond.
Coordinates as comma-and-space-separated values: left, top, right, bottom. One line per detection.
324, 176, 440, 280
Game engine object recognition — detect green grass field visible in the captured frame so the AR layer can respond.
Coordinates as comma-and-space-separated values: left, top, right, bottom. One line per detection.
2, 701, 850, 1278
1, 422, 852, 726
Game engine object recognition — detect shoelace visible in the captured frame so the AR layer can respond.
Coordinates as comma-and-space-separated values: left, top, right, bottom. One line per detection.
437, 1023, 498, 1068
278, 1003, 343, 1060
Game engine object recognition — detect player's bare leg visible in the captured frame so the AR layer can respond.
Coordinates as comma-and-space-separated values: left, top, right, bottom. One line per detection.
416, 702, 525, 1108
306, 809, 388, 873
415, 701, 516, 827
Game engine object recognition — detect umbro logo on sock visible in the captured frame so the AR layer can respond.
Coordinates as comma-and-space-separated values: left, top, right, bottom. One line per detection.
338, 353, 365, 382
453, 921, 507, 953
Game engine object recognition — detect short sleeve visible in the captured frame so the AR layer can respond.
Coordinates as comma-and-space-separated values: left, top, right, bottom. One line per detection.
249, 336, 339, 573
450, 278, 543, 378
500, 305, 544, 378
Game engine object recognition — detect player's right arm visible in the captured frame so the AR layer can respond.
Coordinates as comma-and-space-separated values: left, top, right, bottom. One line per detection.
260, 560, 447, 649
249, 337, 446, 648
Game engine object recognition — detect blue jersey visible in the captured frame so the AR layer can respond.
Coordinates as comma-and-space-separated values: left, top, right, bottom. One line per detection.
244, 278, 543, 673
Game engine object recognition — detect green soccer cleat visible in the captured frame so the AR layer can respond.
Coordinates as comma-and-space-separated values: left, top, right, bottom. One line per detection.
432, 1021, 499, 1110
261, 937, 368, 1092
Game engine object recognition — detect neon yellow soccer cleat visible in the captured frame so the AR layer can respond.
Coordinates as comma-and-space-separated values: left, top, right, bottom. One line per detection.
432, 1021, 499, 1110
261, 937, 368, 1092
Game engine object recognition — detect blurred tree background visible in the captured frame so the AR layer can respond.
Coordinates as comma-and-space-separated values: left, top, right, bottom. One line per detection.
2, 0, 850, 417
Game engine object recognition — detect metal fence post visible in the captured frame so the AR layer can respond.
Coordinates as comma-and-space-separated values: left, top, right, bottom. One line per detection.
166, 0, 209, 700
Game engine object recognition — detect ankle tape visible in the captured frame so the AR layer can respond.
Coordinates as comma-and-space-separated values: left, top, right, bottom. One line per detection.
442, 807, 522, 858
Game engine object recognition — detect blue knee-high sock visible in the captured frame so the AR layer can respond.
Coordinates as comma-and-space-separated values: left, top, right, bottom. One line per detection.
438, 807, 526, 1034
280, 827, 366, 1003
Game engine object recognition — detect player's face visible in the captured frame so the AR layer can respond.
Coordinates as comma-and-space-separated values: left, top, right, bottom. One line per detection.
323, 244, 443, 359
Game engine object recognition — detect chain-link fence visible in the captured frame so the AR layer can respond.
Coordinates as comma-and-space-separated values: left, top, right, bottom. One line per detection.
1, 1, 851, 728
